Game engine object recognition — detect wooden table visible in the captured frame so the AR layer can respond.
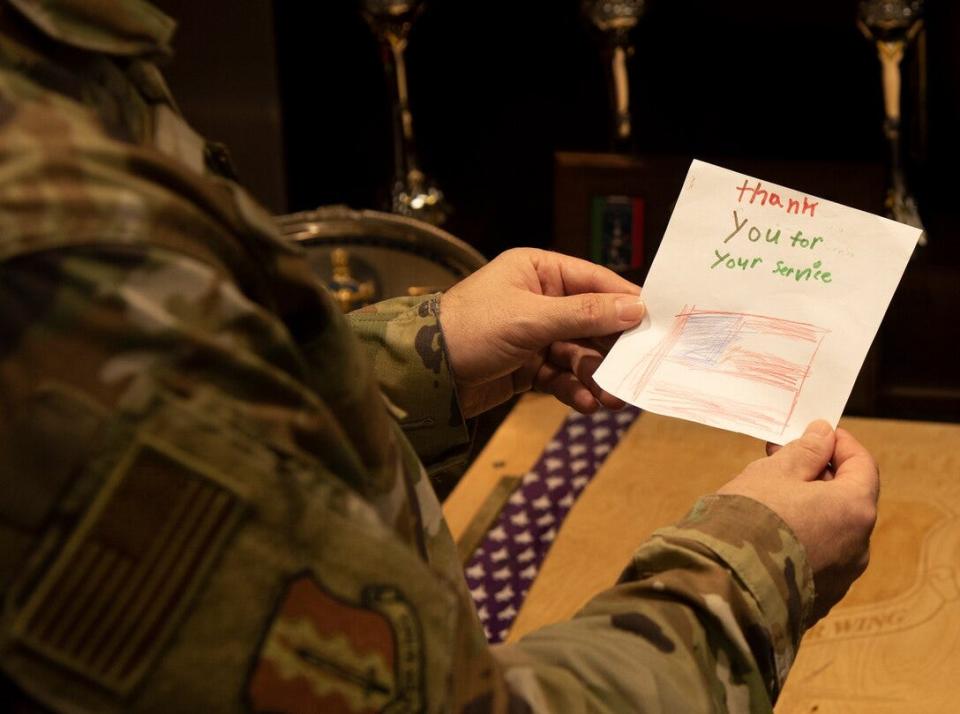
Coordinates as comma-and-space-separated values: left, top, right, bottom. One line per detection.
444, 394, 960, 713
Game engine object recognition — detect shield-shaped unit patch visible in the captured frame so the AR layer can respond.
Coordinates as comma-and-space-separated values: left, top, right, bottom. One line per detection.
248, 574, 424, 713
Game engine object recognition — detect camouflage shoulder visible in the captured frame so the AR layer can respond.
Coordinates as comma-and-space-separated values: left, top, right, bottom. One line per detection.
7, 0, 174, 57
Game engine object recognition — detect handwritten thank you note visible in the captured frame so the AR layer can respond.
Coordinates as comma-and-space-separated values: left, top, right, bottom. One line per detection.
595, 160, 922, 443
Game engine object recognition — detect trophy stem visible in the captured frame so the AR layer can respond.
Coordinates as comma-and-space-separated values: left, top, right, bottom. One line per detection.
382, 31, 425, 199
878, 40, 905, 123
878, 41, 907, 198
386, 33, 416, 146
876, 37, 925, 245
363, 1, 447, 225
581, 0, 646, 154
611, 45, 632, 144
857, 0, 926, 245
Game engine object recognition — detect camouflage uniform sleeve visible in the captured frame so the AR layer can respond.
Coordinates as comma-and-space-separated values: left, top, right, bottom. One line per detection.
492, 494, 814, 712
346, 294, 471, 473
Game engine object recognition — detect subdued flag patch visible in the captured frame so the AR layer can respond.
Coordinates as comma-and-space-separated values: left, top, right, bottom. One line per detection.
11, 438, 244, 695
248, 575, 424, 714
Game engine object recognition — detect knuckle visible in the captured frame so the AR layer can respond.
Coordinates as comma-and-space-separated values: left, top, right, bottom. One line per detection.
579, 358, 601, 385
853, 501, 878, 530
739, 458, 766, 480
853, 550, 870, 579
579, 294, 605, 324
511, 308, 536, 336
784, 439, 823, 469
797, 438, 824, 460
588, 262, 607, 283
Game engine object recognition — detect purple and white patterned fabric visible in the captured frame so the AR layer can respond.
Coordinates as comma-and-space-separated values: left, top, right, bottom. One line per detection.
464, 405, 641, 643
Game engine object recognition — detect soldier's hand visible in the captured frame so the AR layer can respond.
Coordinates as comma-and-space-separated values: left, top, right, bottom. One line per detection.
717, 421, 880, 623
439, 248, 644, 418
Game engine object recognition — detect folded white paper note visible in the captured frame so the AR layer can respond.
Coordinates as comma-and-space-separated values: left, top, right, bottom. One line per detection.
594, 160, 922, 444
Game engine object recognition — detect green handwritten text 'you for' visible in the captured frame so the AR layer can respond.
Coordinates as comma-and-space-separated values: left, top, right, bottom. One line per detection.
709, 209, 834, 285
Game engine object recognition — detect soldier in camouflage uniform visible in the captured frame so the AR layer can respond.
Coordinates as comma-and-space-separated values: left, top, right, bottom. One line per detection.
0, 1, 879, 712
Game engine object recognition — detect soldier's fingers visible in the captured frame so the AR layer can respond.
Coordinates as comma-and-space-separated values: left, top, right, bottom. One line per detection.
534, 362, 600, 414
767, 441, 835, 479
597, 392, 626, 411
833, 428, 880, 500
590, 334, 621, 355
510, 352, 546, 395
530, 292, 645, 345
535, 251, 642, 298
769, 420, 836, 481
547, 341, 625, 410
763, 442, 833, 483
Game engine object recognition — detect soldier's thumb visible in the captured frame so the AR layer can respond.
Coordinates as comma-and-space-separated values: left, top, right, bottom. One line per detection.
533, 292, 646, 344
771, 420, 836, 481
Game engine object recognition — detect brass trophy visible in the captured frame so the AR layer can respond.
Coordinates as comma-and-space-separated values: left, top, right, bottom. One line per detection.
581, 0, 647, 152
857, 0, 926, 245
361, 0, 448, 225
327, 247, 377, 312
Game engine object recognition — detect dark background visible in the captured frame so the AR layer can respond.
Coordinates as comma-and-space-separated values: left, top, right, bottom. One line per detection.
272, 1, 960, 260
156, 0, 960, 422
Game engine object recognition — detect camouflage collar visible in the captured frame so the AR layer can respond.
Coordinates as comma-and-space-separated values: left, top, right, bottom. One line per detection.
6, 0, 174, 57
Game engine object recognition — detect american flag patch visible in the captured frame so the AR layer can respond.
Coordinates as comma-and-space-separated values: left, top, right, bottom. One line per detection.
12, 438, 244, 695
